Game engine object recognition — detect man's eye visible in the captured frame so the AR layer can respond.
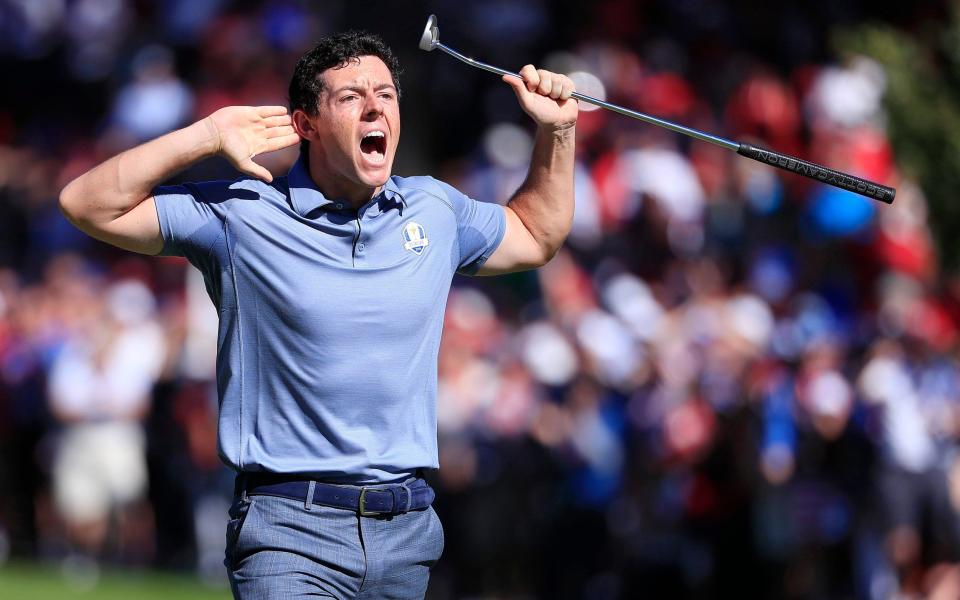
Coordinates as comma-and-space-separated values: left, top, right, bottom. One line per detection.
379, 93, 394, 101
341, 95, 358, 103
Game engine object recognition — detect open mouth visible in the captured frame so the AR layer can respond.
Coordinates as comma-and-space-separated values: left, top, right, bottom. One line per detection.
360, 130, 387, 163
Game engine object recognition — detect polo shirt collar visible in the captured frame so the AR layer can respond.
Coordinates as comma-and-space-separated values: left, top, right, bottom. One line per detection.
382, 177, 405, 205
374, 178, 407, 216
288, 155, 333, 216
287, 155, 406, 217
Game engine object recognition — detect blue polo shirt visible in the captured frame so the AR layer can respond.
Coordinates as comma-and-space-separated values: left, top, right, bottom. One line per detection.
153, 156, 506, 483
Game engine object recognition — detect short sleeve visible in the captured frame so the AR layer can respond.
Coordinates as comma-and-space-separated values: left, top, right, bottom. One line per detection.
433, 179, 506, 275
152, 181, 233, 260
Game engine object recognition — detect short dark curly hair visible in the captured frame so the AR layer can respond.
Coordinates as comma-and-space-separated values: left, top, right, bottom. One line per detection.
289, 31, 402, 156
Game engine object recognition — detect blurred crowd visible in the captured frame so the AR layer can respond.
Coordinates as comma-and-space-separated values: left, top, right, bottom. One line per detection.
1, 1, 958, 599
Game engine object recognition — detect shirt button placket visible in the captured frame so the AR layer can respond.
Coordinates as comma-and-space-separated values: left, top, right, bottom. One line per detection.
353, 214, 366, 266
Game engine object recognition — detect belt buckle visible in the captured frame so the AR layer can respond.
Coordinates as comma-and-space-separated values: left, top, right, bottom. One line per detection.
358, 488, 383, 517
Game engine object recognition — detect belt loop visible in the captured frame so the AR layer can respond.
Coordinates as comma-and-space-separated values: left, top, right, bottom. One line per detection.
240, 473, 248, 502
305, 481, 316, 511
400, 482, 412, 513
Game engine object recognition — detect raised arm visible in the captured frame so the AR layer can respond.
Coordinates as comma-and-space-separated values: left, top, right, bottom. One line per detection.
59, 106, 299, 255
478, 65, 578, 275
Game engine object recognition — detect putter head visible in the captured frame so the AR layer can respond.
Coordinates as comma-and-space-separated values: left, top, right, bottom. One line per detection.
419, 14, 439, 51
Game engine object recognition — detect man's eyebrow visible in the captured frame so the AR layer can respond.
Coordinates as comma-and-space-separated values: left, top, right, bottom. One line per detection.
332, 83, 397, 94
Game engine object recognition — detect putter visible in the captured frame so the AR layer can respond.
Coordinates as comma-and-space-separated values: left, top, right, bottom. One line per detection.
419, 14, 896, 204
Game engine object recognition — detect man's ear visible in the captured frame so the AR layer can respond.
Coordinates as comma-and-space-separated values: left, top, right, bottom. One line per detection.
292, 109, 320, 143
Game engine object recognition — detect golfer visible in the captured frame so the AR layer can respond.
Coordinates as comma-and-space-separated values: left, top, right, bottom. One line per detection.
59, 30, 576, 599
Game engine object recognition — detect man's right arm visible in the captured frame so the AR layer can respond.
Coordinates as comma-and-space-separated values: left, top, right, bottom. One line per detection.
59, 106, 299, 255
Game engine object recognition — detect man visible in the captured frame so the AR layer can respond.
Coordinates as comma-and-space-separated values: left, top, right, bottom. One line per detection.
59, 30, 576, 598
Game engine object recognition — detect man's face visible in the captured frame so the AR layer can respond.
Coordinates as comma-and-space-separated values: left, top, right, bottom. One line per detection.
302, 55, 400, 201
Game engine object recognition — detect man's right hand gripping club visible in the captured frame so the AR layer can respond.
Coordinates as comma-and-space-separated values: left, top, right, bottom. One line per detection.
59, 106, 300, 256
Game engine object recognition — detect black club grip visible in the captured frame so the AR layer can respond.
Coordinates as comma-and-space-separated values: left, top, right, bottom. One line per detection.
737, 143, 896, 204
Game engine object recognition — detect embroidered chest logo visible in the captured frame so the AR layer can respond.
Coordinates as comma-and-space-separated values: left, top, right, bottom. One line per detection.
402, 221, 429, 255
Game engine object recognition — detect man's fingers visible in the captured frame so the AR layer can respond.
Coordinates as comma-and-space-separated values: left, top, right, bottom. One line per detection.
536, 69, 553, 96
238, 158, 273, 182
265, 133, 301, 152
536, 70, 555, 96
257, 105, 289, 118
266, 125, 297, 139
550, 78, 565, 99
263, 114, 293, 128
515, 66, 578, 99
519, 64, 539, 92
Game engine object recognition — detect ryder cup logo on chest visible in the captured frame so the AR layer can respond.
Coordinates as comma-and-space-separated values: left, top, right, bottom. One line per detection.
402, 221, 429, 255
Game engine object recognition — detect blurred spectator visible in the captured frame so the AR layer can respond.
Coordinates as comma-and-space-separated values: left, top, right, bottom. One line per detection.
110, 45, 194, 142
47, 275, 166, 571
858, 340, 960, 599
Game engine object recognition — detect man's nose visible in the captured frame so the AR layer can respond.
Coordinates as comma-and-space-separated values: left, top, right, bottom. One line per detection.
362, 94, 383, 119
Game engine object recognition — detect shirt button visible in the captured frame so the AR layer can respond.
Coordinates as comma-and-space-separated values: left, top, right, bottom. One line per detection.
357, 243, 365, 252
334, 202, 344, 210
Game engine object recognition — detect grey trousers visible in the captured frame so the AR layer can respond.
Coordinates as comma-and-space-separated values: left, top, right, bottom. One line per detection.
225, 493, 445, 599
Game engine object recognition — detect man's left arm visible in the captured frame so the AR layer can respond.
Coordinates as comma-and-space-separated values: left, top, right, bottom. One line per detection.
478, 65, 578, 275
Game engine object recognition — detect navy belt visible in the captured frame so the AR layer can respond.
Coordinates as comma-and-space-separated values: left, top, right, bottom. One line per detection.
237, 472, 435, 517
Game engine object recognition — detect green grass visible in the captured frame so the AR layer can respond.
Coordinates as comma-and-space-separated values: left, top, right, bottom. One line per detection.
0, 562, 232, 600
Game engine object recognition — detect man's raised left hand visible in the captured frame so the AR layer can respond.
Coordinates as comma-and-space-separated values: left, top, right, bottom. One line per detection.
502, 65, 578, 131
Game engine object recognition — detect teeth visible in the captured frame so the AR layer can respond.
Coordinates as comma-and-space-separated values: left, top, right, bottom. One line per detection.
361, 130, 386, 163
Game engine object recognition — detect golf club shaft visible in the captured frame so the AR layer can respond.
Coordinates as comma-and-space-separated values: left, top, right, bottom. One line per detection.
438, 43, 738, 150
435, 42, 896, 204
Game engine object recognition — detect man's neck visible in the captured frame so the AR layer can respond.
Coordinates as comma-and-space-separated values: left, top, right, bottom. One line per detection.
305, 156, 381, 209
